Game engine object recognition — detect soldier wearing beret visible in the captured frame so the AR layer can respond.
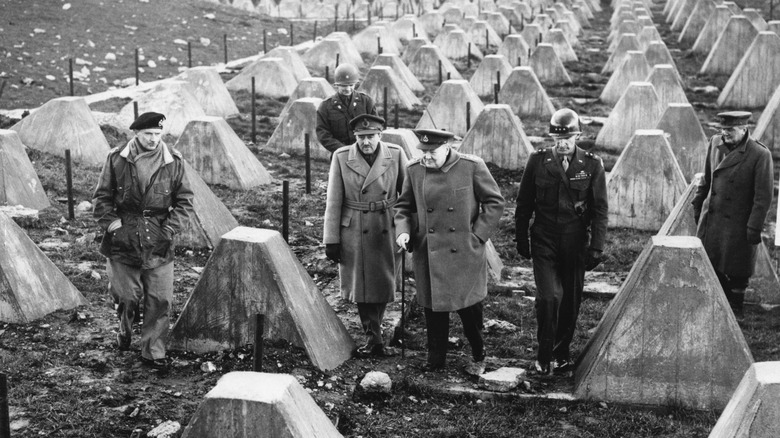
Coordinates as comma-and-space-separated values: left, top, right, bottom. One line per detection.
323, 114, 408, 357
515, 108, 608, 375
316, 63, 379, 154
395, 129, 505, 375
93, 112, 194, 369
692, 111, 774, 315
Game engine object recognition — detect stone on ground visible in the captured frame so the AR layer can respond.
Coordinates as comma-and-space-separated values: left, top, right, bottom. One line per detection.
595, 82, 664, 152
415, 80, 484, 137
177, 160, 239, 249
468, 54, 512, 97
176, 67, 239, 119
575, 236, 754, 410
266, 98, 329, 161
169, 228, 355, 371
11, 96, 110, 166
607, 129, 687, 230
458, 104, 534, 170
655, 103, 708, 182
657, 173, 704, 237
692, 5, 734, 55
498, 67, 556, 119
0, 130, 50, 210
371, 53, 425, 93
181, 372, 343, 438
358, 66, 421, 110
278, 77, 335, 120
717, 31, 780, 109
600, 50, 651, 106
700, 15, 758, 76
529, 43, 572, 85
407, 44, 463, 81
225, 58, 298, 98
0, 212, 87, 323
119, 81, 207, 138
709, 362, 780, 437
478, 367, 527, 392
174, 117, 272, 190
360, 371, 392, 393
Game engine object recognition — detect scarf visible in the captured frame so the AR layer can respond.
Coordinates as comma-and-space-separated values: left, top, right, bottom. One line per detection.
129, 137, 167, 193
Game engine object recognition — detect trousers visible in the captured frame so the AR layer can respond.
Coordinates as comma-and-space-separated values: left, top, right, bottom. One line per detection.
357, 302, 388, 346
715, 270, 749, 311
108, 259, 173, 360
424, 302, 485, 366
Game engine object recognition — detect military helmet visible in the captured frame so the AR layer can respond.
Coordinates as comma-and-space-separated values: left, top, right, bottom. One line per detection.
549, 108, 582, 137
334, 63, 360, 85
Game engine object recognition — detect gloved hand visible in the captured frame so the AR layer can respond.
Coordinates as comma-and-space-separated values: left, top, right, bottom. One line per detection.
396, 233, 412, 253
162, 225, 175, 241
746, 228, 762, 245
516, 237, 530, 259
325, 243, 341, 263
107, 219, 122, 233
585, 249, 603, 271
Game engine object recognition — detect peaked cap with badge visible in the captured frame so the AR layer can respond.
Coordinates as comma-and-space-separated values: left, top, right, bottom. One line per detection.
350, 114, 385, 136
712, 111, 752, 128
413, 129, 455, 150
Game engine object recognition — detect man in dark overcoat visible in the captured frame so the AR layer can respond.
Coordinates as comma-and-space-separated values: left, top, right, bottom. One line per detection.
395, 129, 505, 376
93, 112, 194, 369
323, 114, 408, 357
316, 63, 378, 154
515, 108, 608, 375
692, 111, 774, 313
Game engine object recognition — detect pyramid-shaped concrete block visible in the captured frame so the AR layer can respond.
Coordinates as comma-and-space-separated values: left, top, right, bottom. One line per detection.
469, 55, 512, 97
458, 104, 534, 170
174, 117, 272, 190
262, 46, 312, 82
529, 43, 572, 85
743, 8, 769, 31
671, 0, 698, 31
0, 130, 50, 210
177, 160, 239, 249
607, 129, 687, 230
468, 21, 503, 51
717, 32, 780, 109
176, 67, 239, 119
278, 77, 335, 120
655, 103, 708, 182
0, 212, 87, 323
498, 35, 531, 67
700, 16, 758, 76
442, 6, 465, 25
353, 24, 401, 55
575, 236, 754, 410
359, 66, 421, 110
266, 98, 330, 161
747, 242, 780, 305
498, 67, 556, 120
608, 21, 641, 52
118, 81, 207, 138
638, 25, 663, 50
769, 20, 780, 35
485, 11, 510, 36
325, 32, 365, 66
169, 227, 356, 371
226, 58, 298, 98
573, 5, 593, 28
415, 80, 484, 137
407, 44, 463, 81
602, 33, 641, 74
381, 128, 422, 160
521, 23, 543, 50
647, 64, 690, 110
547, 28, 578, 62
555, 19, 581, 48
678, 0, 716, 45
11, 96, 110, 166
302, 37, 364, 75
657, 173, 704, 237
692, 5, 733, 55
418, 11, 445, 38
755, 84, 780, 157
596, 82, 664, 152
437, 29, 483, 60
402, 37, 430, 64
182, 372, 343, 438
372, 53, 425, 93
644, 41, 679, 74
709, 362, 780, 437
600, 50, 651, 106
391, 15, 425, 42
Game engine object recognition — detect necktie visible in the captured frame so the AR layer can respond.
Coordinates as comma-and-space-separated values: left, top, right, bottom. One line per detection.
561, 156, 569, 172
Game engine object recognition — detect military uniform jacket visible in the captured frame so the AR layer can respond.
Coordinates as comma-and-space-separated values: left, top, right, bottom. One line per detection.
316, 91, 378, 153
691, 131, 774, 277
93, 139, 194, 269
323, 141, 408, 303
515, 146, 608, 251
394, 151, 505, 312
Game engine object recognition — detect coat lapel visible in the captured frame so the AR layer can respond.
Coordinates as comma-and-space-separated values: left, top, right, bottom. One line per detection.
346, 144, 370, 178
714, 135, 747, 172
565, 147, 586, 179
362, 142, 393, 190
545, 150, 570, 188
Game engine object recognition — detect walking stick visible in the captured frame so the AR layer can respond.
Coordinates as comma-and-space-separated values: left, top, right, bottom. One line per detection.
399, 247, 407, 358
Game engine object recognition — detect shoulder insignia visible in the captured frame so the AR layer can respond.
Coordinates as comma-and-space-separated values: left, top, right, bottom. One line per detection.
534, 148, 548, 155
406, 158, 422, 167
109, 146, 121, 154
459, 153, 482, 162
755, 139, 769, 150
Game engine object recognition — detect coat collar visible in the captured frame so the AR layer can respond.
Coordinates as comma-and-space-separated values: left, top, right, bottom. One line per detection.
346, 142, 394, 189
120, 138, 175, 164
714, 129, 750, 171
439, 148, 461, 173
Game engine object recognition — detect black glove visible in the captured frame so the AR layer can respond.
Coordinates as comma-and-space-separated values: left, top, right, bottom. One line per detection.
325, 243, 341, 263
516, 234, 530, 259
746, 228, 762, 245
585, 249, 602, 271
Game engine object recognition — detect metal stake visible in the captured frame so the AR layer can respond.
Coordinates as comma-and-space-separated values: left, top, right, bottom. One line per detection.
253, 314, 265, 372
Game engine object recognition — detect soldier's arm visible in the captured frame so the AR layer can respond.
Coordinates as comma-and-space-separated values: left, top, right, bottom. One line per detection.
316, 103, 345, 153
396, 148, 408, 195
515, 153, 538, 235
394, 163, 416, 238
588, 158, 608, 252
164, 161, 195, 235
323, 153, 346, 245
92, 153, 120, 230
691, 141, 713, 216
747, 148, 774, 232
472, 159, 505, 242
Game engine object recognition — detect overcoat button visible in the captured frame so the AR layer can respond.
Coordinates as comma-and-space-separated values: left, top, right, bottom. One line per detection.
447, 207, 454, 212
449, 227, 455, 231
362, 189, 367, 194
363, 230, 369, 234
382, 230, 388, 234
450, 248, 457, 253
429, 228, 435, 233
427, 208, 433, 212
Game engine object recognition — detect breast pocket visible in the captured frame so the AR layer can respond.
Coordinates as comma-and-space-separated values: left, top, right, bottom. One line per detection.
152, 183, 172, 207
535, 175, 557, 202
570, 178, 591, 200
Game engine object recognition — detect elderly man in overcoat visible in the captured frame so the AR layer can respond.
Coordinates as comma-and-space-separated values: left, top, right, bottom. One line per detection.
323, 114, 407, 357
692, 111, 774, 314
395, 129, 505, 376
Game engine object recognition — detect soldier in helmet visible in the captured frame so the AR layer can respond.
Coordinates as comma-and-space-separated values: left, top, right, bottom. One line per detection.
316, 63, 379, 154
515, 108, 608, 375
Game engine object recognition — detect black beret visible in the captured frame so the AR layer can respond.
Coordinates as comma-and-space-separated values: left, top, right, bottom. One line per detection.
129, 112, 166, 130
413, 129, 455, 150
714, 111, 752, 128
350, 114, 385, 135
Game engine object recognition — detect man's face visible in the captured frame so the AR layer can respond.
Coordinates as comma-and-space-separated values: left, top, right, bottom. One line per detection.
335, 83, 355, 96
553, 134, 577, 156
136, 128, 162, 149
356, 132, 380, 154
421, 144, 449, 169
720, 126, 747, 145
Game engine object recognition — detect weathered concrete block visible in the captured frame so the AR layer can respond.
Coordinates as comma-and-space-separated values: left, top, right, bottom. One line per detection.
176, 160, 239, 249
655, 103, 707, 182
359, 66, 421, 110
176, 66, 240, 118
709, 362, 780, 438
657, 173, 703, 237
478, 367, 527, 392
118, 81, 207, 138
700, 15, 759, 76
0, 130, 49, 210
718, 32, 780, 109
498, 67, 556, 120
529, 43, 572, 85
458, 104, 534, 171
415, 80, 483, 138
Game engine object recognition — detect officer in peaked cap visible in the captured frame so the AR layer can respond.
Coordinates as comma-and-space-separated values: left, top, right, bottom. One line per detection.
323, 113, 407, 358
316, 63, 378, 154
692, 110, 773, 316
395, 128, 505, 376
515, 108, 608, 376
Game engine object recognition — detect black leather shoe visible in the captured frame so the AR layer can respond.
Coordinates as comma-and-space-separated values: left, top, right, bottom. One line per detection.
553, 358, 573, 373
420, 362, 446, 372
116, 332, 131, 351
534, 360, 551, 375
141, 356, 170, 370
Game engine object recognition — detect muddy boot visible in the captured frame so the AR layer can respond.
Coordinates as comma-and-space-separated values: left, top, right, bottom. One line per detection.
729, 288, 746, 319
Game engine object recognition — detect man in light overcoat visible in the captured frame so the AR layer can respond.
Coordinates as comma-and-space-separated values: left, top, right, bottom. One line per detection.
395, 129, 505, 375
692, 111, 774, 314
323, 114, 407, 357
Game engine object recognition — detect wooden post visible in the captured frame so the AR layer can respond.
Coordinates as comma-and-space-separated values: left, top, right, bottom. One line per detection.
485, 28, 489, 49
335, 5, 339, 32
383, 87, 388, 123
133, 101, 138, 120
325, 65, 330, 82
466, 101, 471, 131
314, 21, 318, 41
394, 103, 399, 129
494, 83, 499, 104
368, 7, 372, 25
447, 72, 451, 80
467, 43, 472, 69
0, 80, 6, 103
290, 23, 294, 46
68, 58, 74, 96
0, 373, 10, 438
223, 34, 228, 64
187, 41, 192, 68
413, 23, 416, 38
496, 71, 501, 90
135, 48, 140, 86
304, 134, 311, 194
65, 150, 75, 220
263, 31, 267, 54
336, 53, 340, 68
438, 60, 443, 84
352, 12, 356, 31
251, 77, 257, 143
253, 314, 265, 372
282, 181, 290, 241
378, 36, 382, 55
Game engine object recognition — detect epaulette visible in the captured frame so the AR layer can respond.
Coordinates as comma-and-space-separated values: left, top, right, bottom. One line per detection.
534, 148, 548, 154
108, 146, 121, 154
406, 158, 422, 167
755, 139, 769, 150
169, 147, 183, 159
459, 153, 483, 163
334, 146, 350, 154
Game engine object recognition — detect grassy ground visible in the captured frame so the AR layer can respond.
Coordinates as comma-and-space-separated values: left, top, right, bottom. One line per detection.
2, 0, 780, 437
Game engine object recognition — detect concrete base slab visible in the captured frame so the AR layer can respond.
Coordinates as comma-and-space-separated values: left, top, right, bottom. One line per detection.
478, 367, 527, 392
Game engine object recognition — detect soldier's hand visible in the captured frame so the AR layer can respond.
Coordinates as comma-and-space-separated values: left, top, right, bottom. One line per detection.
747, 228, 762, 245
396, 233, 411, 252
516, 237, 531, 259
585, 249, 603, 271
107, 219, 122, 233
325, 243, 341, 263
